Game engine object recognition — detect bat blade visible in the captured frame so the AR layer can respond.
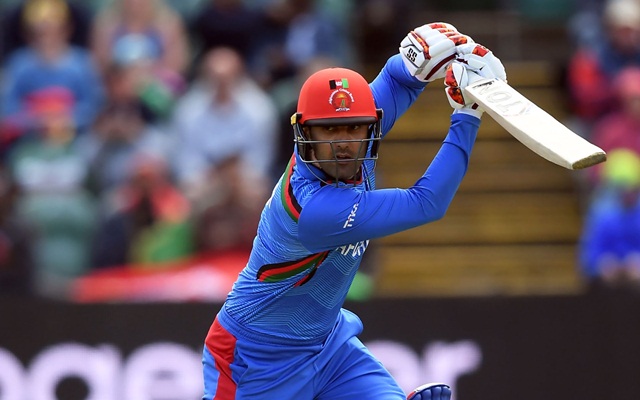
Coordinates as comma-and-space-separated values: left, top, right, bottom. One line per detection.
465, 78, 606, 170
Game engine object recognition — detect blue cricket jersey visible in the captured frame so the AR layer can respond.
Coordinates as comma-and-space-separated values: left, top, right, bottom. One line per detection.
216, 54, 480, 346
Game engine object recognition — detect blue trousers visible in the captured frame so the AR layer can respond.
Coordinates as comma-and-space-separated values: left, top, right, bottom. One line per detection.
202, 309, 405, 399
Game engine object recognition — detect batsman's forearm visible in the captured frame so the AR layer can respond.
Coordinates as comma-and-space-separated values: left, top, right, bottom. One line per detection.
409, 114, 479, 219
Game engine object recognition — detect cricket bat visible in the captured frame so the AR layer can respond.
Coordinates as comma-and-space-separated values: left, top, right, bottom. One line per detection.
465, 78, 606, 170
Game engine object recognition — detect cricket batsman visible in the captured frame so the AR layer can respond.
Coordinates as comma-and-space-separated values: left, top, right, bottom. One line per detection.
202, 22, 506, 399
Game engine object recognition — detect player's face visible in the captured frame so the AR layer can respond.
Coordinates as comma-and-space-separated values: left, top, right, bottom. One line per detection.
306, 124, 370, 181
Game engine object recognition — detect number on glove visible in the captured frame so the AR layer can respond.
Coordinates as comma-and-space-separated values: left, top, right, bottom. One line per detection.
400, 22, 474, 82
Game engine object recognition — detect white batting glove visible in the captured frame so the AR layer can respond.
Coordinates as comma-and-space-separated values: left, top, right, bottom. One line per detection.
400, 22, 474, 83
444, 62, 485, 118
456, 43, 507, 82
444, 44, 507, 119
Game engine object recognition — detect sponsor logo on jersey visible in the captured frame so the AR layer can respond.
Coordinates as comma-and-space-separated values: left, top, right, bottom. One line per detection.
343, 203, 359, 228
337, 240, 369, 258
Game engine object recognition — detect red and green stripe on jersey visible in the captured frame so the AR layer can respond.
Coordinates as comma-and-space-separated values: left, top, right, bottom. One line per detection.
257, 251, 329, 285
270, 156, 329, 285
280, 156, 302, 221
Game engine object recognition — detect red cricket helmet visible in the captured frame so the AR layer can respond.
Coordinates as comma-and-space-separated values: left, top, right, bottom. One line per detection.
292, 67, 383, 173
296, 67, 380, 125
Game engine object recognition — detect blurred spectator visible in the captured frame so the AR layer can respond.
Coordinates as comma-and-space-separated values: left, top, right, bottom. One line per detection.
0, 0, 92, 61
591, 66, 640, 153
192, 154, 260, 253
0, 0, 104, 143
567, 0, 608, 48
355, 0, 410, 69
90, 0, 188, 120
566, 0, 640, 136
92, 154, 193, 268
171, 46, 277, 199
580, 149, 640, 293
189, 0, 264, 63
170, 47, 277, 253
587, 66, 640, 187
91, 0, 189, 76
281, 0, 349, 69
190, 0, 355, 90
0, 167, 36, 297
250, 0, 351, 89
75, 65, 173, 196
6, 96, 98, 299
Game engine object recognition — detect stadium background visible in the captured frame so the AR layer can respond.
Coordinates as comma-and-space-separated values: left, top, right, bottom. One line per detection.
2, 0, 637, 399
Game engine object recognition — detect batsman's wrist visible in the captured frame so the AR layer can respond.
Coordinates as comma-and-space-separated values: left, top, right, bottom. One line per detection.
453, 107, 483, 119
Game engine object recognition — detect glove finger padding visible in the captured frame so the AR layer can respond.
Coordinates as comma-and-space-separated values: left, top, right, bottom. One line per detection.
444, 62, 485, 118
456, 43, 507, 81
444, 62, 482, 108
400, 22, 474, 82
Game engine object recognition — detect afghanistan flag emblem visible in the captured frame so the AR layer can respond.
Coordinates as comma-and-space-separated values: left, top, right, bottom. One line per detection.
329, 79, 349, 89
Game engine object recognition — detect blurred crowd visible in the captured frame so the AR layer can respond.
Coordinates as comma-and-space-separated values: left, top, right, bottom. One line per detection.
0, 0, 371, 299
2, 0, 640, 299
568, 0, 640, 293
